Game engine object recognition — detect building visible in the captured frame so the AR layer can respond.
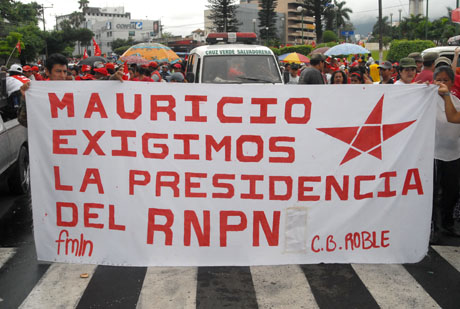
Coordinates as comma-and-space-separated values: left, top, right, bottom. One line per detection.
56, 7, 161, 55
206, 0, 314, 45
409, 0, 424, 16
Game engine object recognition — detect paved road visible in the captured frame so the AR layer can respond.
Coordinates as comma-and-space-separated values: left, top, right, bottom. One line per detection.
1, 186, 460, 308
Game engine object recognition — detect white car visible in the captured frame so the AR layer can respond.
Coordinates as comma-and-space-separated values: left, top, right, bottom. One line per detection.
185, 32, 283, 84
421, 46, 460, 67
0, 73, 29, 194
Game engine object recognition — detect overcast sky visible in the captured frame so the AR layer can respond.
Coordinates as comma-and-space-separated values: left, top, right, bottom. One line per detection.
18, 0, 457, 36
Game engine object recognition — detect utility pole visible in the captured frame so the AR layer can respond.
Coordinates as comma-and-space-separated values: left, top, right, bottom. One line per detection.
378, 0, 383, 63
425, 0, 429, 40
399, 9, 402, 23
40, 3, 53, 57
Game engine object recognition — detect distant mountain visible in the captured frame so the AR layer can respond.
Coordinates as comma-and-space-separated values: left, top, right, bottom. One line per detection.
352, 17, 376, 36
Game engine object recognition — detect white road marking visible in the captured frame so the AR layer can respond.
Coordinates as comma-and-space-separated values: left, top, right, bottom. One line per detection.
19, 263, 96, 309
251, 265, 319, 309
137, 267, 197, 309
0, 248, 16, 266
352, 264, 440, 309
432, 246, 460, 272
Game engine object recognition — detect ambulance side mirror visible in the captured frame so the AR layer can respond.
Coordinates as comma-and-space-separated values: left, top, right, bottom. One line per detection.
186, 72, 195, 83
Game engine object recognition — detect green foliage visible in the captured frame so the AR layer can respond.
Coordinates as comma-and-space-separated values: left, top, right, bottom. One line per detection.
270, 47, 280, 56
314, 42, 338, 48
114, 45, 132, 55
207, 0, 240, 32
0, 31, 22, 63
371, 13, 456, 45
386, 40, 436, 62
279, 45, 312, 56
16, 23, 45, 63
322, 30, 337, 43
258, 0, 278, 41
112, 38, 136, 51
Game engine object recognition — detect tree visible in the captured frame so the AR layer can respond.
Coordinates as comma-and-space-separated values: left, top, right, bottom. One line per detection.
0, 32, 22, 64
372, 16, 392, 38
322, 30, 337, 42
0, 1, 42, 36
16, 23, 45, 63
207, 0, 240, 32
78, 0, 90, 15
303, 0, 333, 43
333, 0, 352, 30
258, 0, 278, 44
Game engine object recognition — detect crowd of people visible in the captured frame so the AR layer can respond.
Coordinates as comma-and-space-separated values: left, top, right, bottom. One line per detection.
2, 48, 460, 244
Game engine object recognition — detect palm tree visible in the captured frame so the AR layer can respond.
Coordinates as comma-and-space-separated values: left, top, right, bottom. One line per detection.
323, 0, 352, 35
334, 0, 352, 30
372, 15, 391, 37
78, 0, 89, 15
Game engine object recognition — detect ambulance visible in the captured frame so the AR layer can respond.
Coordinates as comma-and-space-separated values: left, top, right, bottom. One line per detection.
185, 32, 283, 84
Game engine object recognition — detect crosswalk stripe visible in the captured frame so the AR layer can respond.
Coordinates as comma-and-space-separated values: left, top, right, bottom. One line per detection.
432, 246, 460, 272
76, 266, 146, 308
251, 265, 319, 309
0, 248, 16, 267
352, 264, 440, 308
137, 267, 197, 309
0, 242, 50, 309
300, 264, 380, 308
18, 263, 97, 309
196, 266, 258, 308
404, 247, 460, 309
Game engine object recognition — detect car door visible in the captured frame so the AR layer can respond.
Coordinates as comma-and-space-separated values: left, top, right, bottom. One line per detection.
0, 114, 12, 175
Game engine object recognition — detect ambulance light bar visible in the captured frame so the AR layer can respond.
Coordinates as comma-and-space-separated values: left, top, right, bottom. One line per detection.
206, 32, 258, 45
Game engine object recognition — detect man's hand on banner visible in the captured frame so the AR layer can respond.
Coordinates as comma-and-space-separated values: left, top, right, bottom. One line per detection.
20, 81, 30, 97
109, 70, 124, 82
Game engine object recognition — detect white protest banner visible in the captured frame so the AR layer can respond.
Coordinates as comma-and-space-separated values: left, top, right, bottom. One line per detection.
27, 82, 437, 266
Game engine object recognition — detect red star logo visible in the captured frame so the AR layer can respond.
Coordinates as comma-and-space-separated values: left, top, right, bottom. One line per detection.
317, 95, 416, 165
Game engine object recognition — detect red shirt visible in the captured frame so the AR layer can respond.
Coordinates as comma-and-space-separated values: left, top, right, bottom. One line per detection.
414, 69, 433, 83
451, 74, 460, 100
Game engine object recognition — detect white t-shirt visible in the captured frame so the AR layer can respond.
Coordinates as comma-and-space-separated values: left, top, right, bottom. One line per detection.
435, 94, 460, 161
394, 80, 410, 85
287, 74, 299, 84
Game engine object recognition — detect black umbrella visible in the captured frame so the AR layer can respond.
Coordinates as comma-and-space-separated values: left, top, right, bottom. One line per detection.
78, 56, 107, 66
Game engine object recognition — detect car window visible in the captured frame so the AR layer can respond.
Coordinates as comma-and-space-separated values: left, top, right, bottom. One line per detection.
202, 55, 282, 84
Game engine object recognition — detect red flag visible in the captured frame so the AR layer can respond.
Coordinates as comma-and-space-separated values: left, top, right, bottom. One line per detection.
15, 40, 21, 54
452, 8, 460, 23
122, 61, 129, 80
83, 48, 89, 59
92, 38, 101, 56
311, 41, 316, 48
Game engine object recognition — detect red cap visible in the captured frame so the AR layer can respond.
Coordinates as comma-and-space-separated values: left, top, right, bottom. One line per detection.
173, 63, 181, 69
94, 68, 109, 76
32, 66, 39, 71
105, 63, 115, 70
141, 64, 148, 68
148, 61, 158, 68
81, 65, 91, 72
23, 65, 32, 72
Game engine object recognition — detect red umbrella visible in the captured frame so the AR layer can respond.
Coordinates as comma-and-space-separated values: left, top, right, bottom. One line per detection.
311, 47, 330, 55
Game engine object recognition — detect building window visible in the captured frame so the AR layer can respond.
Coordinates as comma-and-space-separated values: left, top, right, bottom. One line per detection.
129, 31, 135, 37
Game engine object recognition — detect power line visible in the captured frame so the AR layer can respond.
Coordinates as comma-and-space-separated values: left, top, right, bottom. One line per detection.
162, 22, 204, 29
353, 4, 409, 14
